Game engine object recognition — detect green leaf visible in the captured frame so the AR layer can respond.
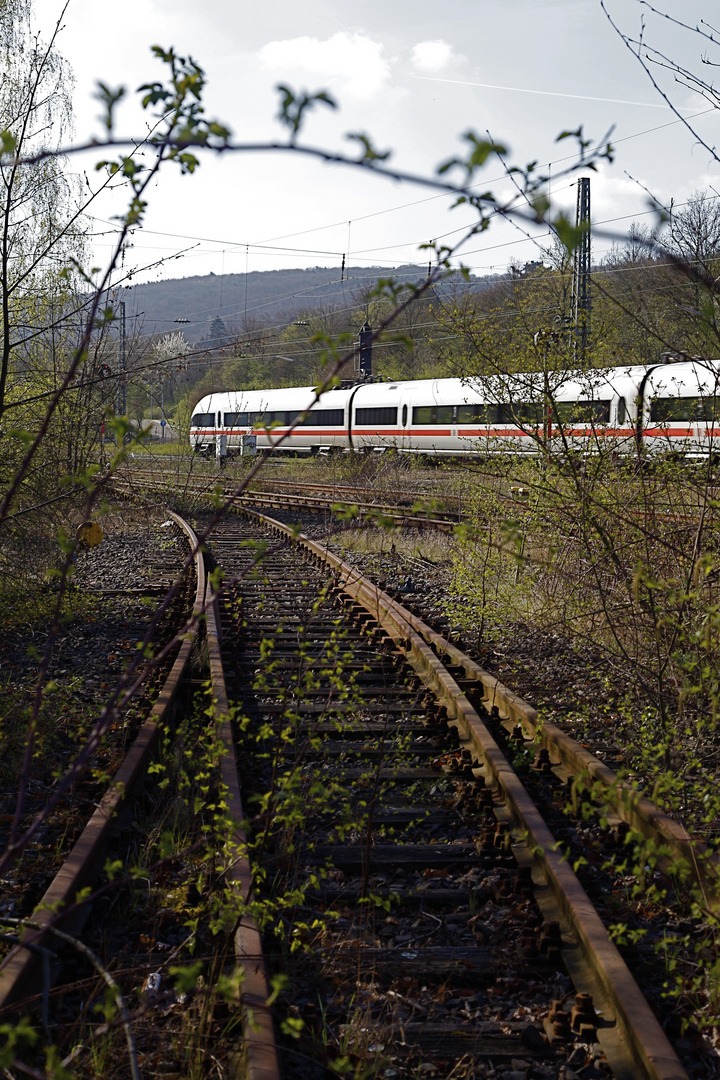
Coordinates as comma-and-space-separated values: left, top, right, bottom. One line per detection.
94, 82, 126, 132
170, 961, 204, 994
552, 213, 588, 255
0, 130, 17, 155
345, 131, 391, 163
275, 84, 337, 142
267, 972, 289, 1006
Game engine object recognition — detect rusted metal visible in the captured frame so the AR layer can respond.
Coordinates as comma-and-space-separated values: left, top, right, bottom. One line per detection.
263, 514, 716, 905
357, 592, 720, 907
113, 474, 457, 531
0, 512, 205, 1014
238, 506, 689, 1080
205, 591, 281, 1080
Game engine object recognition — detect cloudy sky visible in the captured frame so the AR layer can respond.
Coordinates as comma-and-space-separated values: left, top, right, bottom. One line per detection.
32, 0, 720, 288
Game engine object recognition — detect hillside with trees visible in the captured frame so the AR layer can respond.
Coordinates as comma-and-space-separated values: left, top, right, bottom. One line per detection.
123, 264, 453, 344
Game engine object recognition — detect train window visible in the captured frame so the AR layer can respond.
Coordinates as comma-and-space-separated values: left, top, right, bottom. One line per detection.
456, 404, 499, 424
298, 408, 345, 426
224, 412, 249, 427
258, 411, 296, 427
499, 403, 545, 425
412, 405, 454, 424
402, 404, 408, 427
191, 413, 215, 427
617, 397, 626, 424
553, 400, 611, 424
651, 396, 720, 422
355, 406, 398, 425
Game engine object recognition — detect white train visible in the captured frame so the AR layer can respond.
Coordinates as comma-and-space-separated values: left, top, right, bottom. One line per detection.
189, 356, 720, 457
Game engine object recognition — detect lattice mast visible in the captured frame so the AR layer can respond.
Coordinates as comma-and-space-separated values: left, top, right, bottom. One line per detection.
572, 177, 591, 363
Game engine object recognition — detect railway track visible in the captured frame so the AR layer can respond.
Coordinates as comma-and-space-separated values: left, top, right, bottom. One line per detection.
0, 513, 204, 1017
206, 506, 696, 1080
1, 498, 713, 1078
118, 468, 461, 531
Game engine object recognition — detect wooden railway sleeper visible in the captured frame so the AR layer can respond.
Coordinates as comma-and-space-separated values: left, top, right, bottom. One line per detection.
231, 506, 692, 1080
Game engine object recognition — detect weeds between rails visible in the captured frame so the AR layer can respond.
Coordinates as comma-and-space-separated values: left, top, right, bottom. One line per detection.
4, 494, 716, 1071
203, 508, 693, 1080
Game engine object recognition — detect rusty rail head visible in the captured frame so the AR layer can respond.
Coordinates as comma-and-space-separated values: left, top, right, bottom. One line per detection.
234, 505, 689, 1080
0, 513, 206, 1016
237, 493, 716, 907
351, 589, 720, 908
205, 586, 282, 1080
182, 489, 716, 898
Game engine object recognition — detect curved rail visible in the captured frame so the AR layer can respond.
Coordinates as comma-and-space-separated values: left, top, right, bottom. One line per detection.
235, 503, 689, 1080
114, 473, 458, 531
0, 512, 206, 1014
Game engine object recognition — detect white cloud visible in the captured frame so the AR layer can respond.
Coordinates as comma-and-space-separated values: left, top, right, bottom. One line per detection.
410, 40, 465, 74
257, 31, 393, 101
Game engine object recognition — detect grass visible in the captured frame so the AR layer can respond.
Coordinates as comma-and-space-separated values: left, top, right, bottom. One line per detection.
335, 524, 456, 566
127, 439, 189, 457
0, 578, 96, 630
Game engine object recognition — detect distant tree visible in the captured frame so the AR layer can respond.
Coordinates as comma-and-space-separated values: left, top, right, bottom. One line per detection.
208, 316, 229, 346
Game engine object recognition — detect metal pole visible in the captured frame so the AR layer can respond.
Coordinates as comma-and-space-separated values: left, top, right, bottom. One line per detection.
120, 300, 126, 415
161, 383, 165, 441
572, 178, 591, 364
358, 322, 372, 378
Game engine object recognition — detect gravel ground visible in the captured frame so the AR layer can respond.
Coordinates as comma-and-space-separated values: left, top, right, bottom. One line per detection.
0, 506, 189, 917
0, 508, 185, 695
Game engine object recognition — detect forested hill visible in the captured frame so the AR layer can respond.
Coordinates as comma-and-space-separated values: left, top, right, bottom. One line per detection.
124, 265, 419, 342
123, 265, 491, 342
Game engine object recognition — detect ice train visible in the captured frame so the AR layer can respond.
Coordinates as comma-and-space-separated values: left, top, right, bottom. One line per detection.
190, 356, 720, 457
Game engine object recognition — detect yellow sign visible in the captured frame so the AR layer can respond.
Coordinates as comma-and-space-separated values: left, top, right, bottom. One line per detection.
76, 521, 104, 548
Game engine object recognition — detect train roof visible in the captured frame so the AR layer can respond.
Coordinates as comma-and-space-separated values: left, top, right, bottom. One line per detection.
646, 357, 720, 396
193, 359, 720, 416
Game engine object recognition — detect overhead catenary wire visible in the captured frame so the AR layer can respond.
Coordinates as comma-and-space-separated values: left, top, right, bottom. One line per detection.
86, 104, 716, 282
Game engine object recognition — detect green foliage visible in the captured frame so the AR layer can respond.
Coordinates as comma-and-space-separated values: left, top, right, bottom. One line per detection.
345, 131, 391, 164
0, 1018, 38, 1069
275, 84, 336, 142
438, 132, 508, 180
443, 451, 720, 1030
170, 961, 205, 995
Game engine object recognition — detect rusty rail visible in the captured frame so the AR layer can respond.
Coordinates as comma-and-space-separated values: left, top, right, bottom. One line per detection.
0, 512, 206, 1014
358, 595, 720, 908
238, 505, 689, 1080
114, 473, 458, 531
205, 590, 281, 1080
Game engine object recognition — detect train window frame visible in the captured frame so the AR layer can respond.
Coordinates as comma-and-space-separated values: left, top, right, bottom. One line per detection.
498, 402, 546, 425
649, 396, 720, 423
455, 403, 500, 425
412, 405, 454, 425
355, 406, 398, 426
553, 400, 611, 425
191, 412, 215, 428
224, 411, 250, 427
298, 408, 345, 427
